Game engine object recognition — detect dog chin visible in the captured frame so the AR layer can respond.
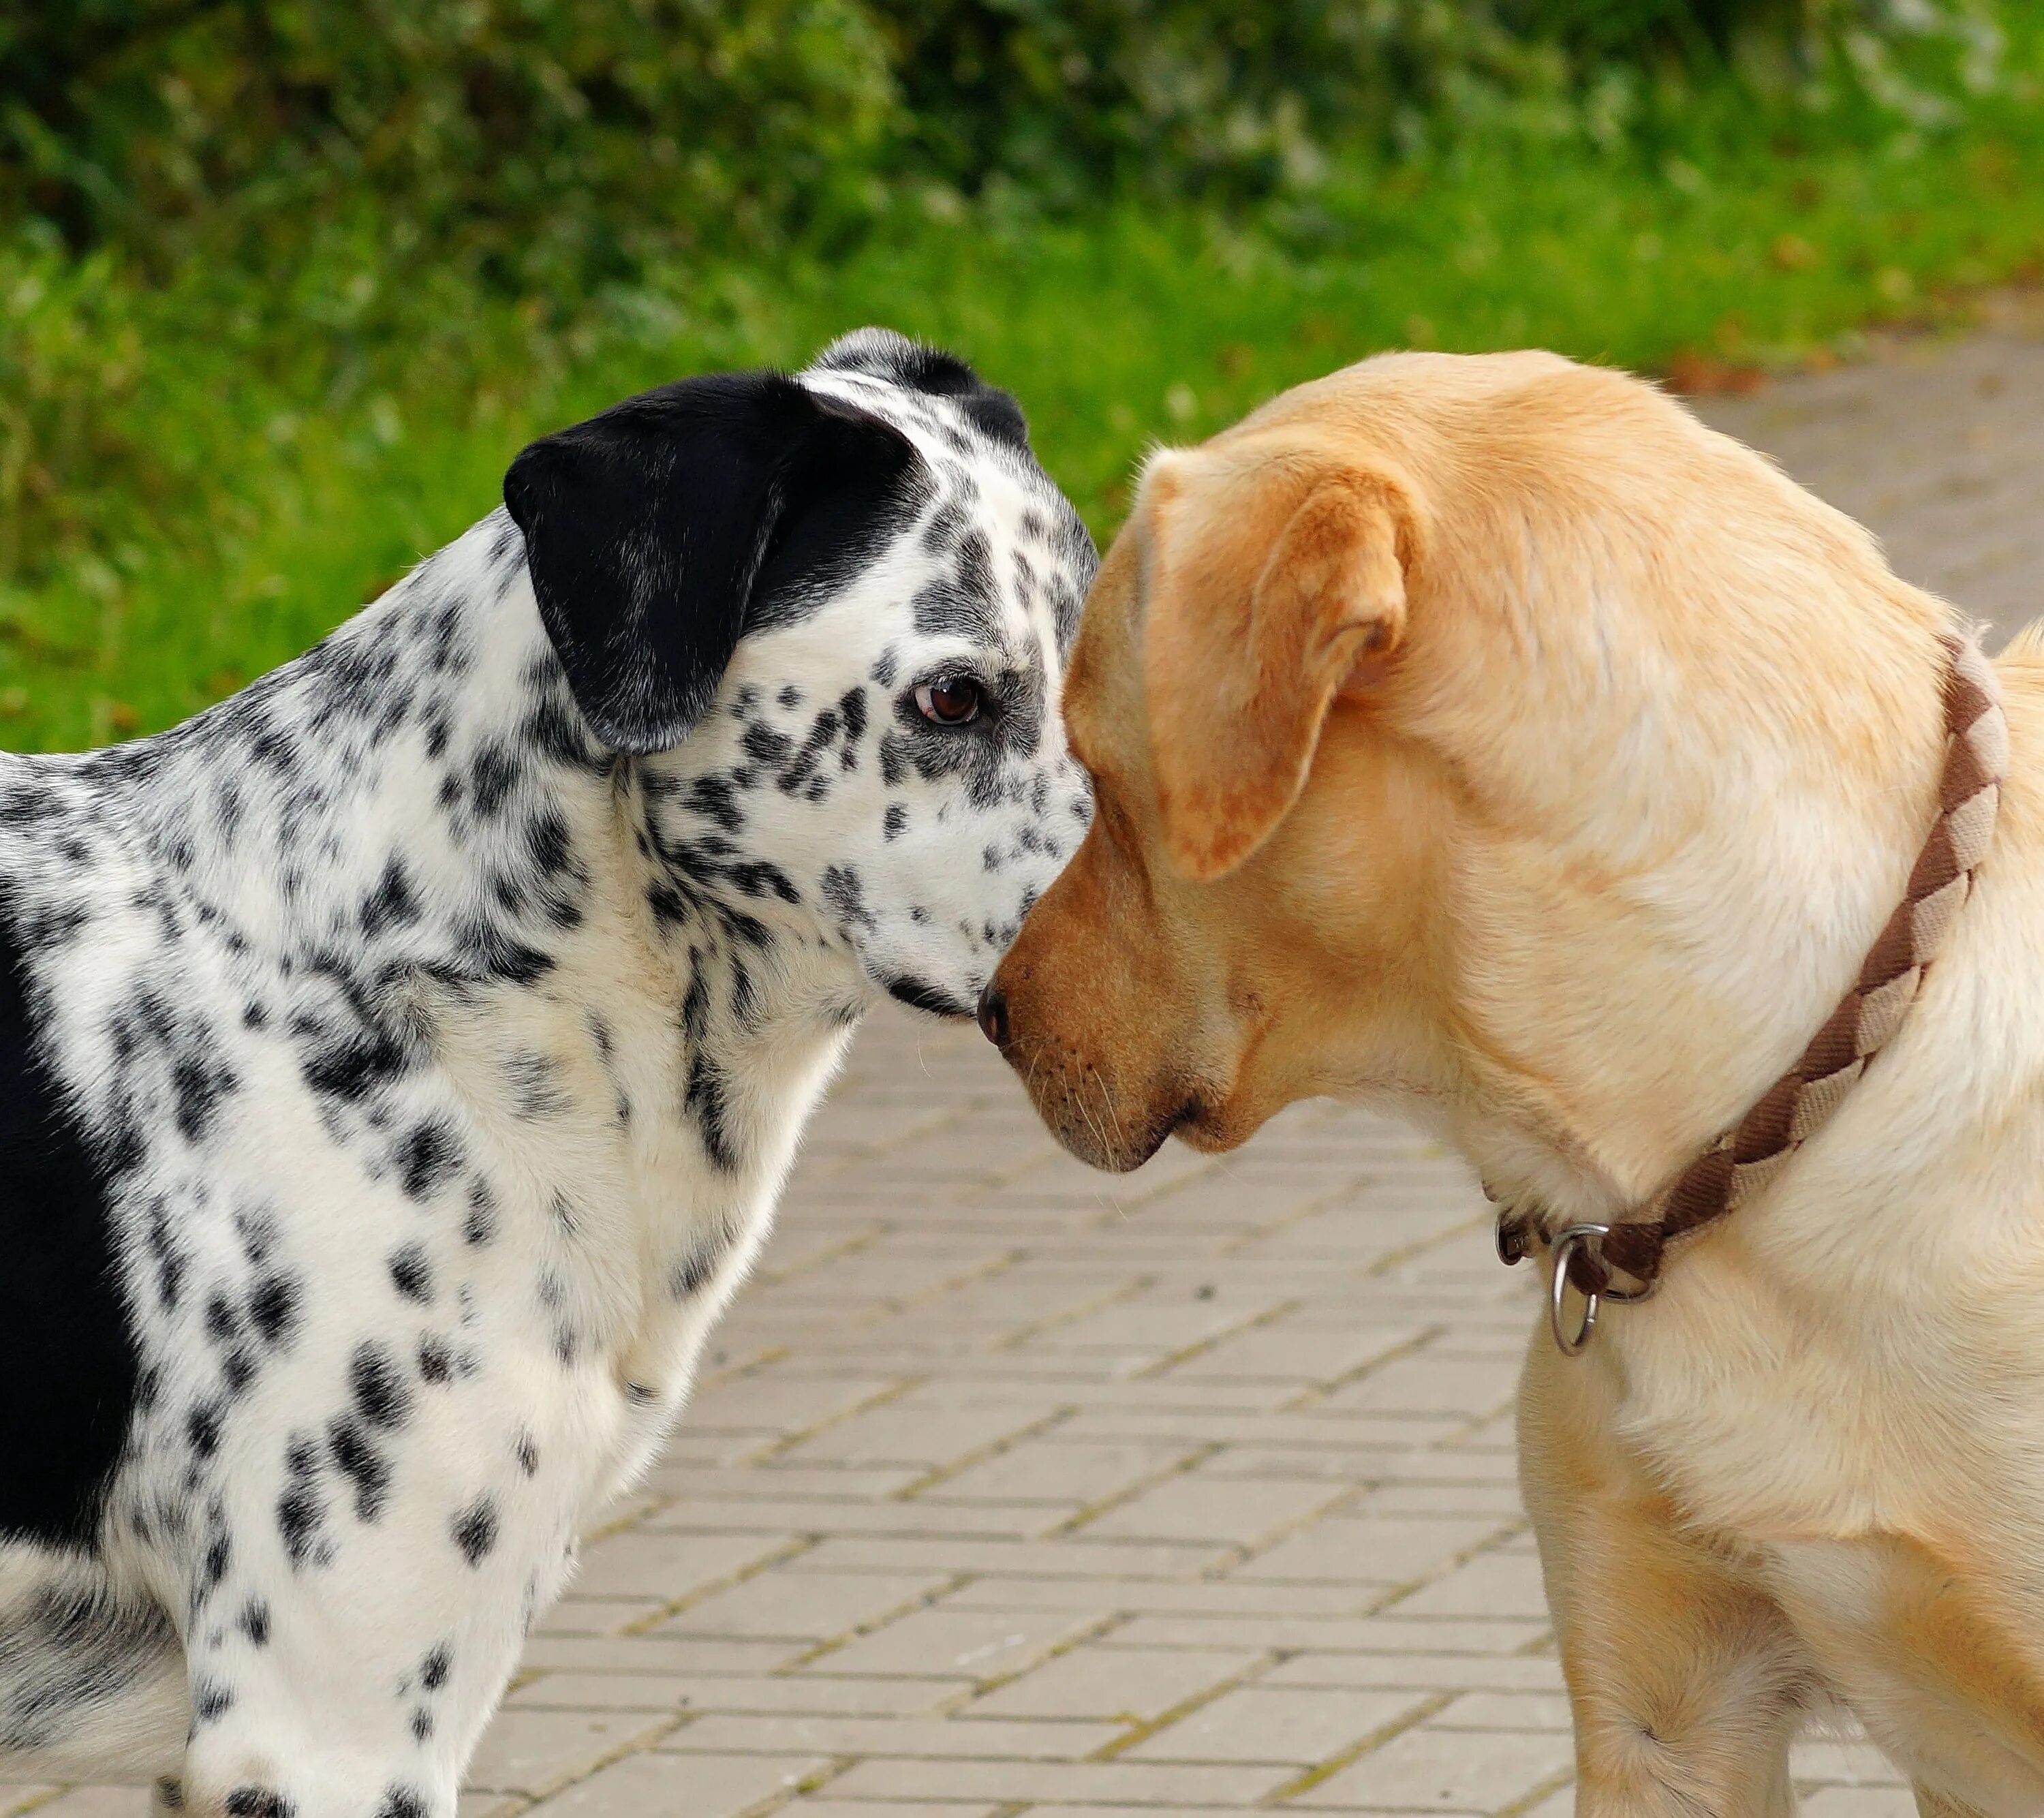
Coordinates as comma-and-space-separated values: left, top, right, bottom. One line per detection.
1044, 1088, 1218, 1175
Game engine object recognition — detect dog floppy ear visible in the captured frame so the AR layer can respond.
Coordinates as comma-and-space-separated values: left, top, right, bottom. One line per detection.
1143, 460, 1412, 881
504, 373, 916, 754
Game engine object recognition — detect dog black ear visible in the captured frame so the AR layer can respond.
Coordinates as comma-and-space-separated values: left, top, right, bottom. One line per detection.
503, 373, 917, 754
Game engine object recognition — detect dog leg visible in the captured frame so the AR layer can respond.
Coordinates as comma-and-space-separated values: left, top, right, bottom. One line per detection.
1914, 1789, 1992, 1817
1518, 1331, 1811, 1817
0, 1543, 186, 1784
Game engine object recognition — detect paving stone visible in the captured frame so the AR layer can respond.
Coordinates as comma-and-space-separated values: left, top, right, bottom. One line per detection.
466, 1708, 679, 1796
1286, 1721, 1576, 1811
801, 1602, 1111, 1682
788, 1805, 1000, 1818
817, 1757, 1288, 1806
1121, 1686, 1438, 1765
1075, 1471, 1349, 1547
6, 1792, 148, 1818
570, 1529, 804, 1604
525, 1748, 835, 1817
1234, 1518, 1513, 1586
1380, 1550, 1553, 1622
649, 1569, 953, 1644
1797, 1791, 1919, 1818
966, 1645, 1269, 1723
657, 1714, 1125, 1759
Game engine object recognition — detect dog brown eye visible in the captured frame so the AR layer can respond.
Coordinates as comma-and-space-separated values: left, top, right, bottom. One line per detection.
915, 677, 981, 726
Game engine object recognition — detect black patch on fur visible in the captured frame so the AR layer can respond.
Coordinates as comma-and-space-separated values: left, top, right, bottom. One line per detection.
504, 369, 922, 754
301, 1023, 412, 1103
397, 1119, 463, 1200
327, 1414, 392, 1521
388, 1243, 434, 1303
683, 1052, 738, 1173
350, 1340, 412, 1430
247, 1273, 300, 1347
811, 328, 1032, 450
420, 1642, 452, 1690
461, 1175, 498, 1248
886, 976, 974, 1019
418, 1334, 454, 1384
0, 898, 140, 1545
451, 1496, 499, 1566
276, 1434, 327, 1567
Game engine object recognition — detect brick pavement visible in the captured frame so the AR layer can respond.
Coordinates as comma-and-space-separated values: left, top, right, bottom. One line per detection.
1695, 290, 2044, 647
14, 310, 2044, 1818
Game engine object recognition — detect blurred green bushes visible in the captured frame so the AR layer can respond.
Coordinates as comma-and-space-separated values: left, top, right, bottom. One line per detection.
0, 0, 2024, 625
5, 0, 2007, 286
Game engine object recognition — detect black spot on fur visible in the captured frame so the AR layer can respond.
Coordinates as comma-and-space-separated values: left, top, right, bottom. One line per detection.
670, 1236, 724, 1300
360, 857, 422, 938
226, 1789, 295, 1818
328, 1414, 392, 1521
820, 865, 876, 931
418, 1334, 454, 1384
302, 1025, 412, 1102
451, 1497, 499, 1566
172, 1049, 239, 1144
277, 1435, 328, 1568
187, 1398, 224, 1459
683, 1053, 738, 1173
886, 976, 974, 1019
248, 1274, 300, 1347
200, 1524, 232, 1596
397, 1119, 463, 1200
469, 742, 521, 818
239, 1597, 271, 1646
463, 1176, 498, 1247
350, 1340, 412, 1430
388, 1243, 434, 1303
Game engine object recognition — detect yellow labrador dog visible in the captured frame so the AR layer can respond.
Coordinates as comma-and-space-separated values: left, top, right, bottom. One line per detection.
982, 349, 2044, 1817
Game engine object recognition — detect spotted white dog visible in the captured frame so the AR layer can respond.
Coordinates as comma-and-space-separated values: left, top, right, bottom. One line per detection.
0, 329, 1095, 1815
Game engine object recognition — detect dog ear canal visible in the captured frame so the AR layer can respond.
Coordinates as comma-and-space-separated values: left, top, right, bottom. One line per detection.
1144, 467, 1410, 882
504, 373, 917, 755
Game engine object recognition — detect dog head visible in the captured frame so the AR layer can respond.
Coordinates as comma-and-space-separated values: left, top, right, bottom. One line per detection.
986, 350, 1952, 1205
506, 328, 1096, 1018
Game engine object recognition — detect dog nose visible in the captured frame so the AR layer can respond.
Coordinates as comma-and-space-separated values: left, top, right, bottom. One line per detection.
977, 984, 1010, 1049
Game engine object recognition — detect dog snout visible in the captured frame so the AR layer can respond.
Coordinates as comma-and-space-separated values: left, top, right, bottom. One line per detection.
976, 982, 1010, 1050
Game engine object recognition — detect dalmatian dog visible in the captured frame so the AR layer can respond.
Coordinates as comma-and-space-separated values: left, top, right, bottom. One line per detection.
0, 328, 1095, 1815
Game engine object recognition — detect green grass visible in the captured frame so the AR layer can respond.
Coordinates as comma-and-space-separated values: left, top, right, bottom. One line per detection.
5, 113, 2043, 752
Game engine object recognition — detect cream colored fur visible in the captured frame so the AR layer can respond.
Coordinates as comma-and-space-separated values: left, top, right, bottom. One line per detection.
991, 349, 2044, 1817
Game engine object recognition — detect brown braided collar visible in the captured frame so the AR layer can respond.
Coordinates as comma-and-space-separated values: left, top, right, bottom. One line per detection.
1496, 629, 2008, 1347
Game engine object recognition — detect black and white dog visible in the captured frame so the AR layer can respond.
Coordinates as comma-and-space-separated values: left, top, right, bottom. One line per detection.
0, 329, 1095, 1815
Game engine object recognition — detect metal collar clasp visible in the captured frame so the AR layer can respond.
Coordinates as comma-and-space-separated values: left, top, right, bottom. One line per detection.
1547, 1223, 1656, 1355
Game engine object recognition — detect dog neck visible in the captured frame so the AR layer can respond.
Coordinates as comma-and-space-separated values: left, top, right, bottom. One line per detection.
1438, 604, 1966, 1243
94, 511, 871, 1184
